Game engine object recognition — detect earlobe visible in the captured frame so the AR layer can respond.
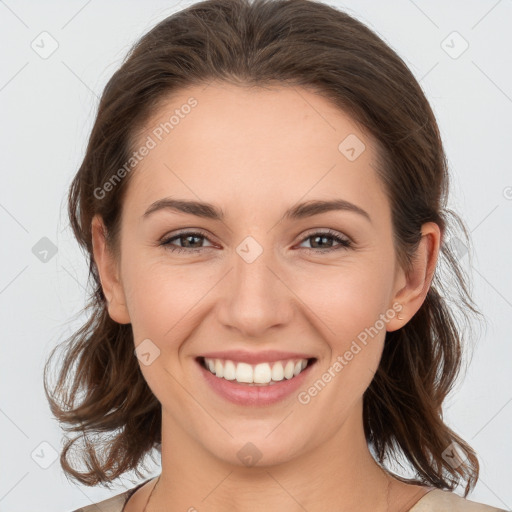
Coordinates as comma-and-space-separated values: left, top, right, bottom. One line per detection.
91, 214, 131, 325
387, 222, 441, 332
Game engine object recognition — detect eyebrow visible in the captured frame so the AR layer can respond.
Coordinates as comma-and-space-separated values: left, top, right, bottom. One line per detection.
142, 198, 372, 224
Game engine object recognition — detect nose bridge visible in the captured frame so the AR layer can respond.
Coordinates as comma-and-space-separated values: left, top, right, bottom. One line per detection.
235, 234, 275, 294
219, 233, 293, 334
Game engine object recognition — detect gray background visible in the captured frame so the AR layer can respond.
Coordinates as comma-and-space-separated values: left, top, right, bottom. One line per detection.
0, 1, 511, 511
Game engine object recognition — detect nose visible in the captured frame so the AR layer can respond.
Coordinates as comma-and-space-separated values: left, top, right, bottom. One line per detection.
216, 238, 295, 338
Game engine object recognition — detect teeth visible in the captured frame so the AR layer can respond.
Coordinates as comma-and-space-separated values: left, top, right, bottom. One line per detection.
202, 357, 311, 385
223, 360, 236, 380
284, 360, 295, 379
271, 362, 284, 381
236, 362, 254, 383
215, 359, 224, 378
253, 363, 271, 384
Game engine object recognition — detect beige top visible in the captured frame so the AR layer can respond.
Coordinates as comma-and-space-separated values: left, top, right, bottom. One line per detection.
70, 481, 507, 512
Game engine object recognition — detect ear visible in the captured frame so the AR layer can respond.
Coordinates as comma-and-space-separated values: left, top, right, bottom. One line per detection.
91, 214, 131, 325
386, 222, 441, 332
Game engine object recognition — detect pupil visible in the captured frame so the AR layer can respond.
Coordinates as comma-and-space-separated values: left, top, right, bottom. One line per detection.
313, 235, 331, 248
183, 235, 201, 248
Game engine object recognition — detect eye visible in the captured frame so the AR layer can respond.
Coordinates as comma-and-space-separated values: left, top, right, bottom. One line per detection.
159, 230, 214, 253
297, 229, 353, 253
159, 229, 353, 254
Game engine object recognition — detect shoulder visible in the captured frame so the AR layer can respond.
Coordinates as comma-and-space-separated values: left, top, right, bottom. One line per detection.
68, 480, 149, 512
409, 488, 507, 512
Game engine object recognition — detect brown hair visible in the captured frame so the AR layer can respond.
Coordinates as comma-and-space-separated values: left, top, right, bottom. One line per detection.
44, 0, 483, 495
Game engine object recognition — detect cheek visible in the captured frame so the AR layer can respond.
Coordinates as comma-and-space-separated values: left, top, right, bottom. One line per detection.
294, 261, 393, 343
121, 255, 215, 346
119, 254, 178, 340
291, 258, 394, 406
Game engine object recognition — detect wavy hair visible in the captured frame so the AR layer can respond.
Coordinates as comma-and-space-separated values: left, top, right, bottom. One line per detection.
44, 0, 483, 495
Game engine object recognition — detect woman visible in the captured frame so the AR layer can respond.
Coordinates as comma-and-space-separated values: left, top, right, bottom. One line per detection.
44, 0, 506, 510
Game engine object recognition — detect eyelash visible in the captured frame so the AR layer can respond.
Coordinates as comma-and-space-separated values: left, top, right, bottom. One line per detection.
159, 229, 353, 254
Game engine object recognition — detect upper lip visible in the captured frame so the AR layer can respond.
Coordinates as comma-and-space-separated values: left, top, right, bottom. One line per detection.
198, 350, 316, 365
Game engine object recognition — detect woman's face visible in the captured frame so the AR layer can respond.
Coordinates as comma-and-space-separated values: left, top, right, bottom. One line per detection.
94, 82, 425, 467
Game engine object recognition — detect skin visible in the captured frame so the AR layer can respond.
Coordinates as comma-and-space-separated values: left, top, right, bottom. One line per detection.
91, 81, 441, 511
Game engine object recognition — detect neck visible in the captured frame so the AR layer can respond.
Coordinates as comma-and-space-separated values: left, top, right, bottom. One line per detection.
151, 400, 394, 512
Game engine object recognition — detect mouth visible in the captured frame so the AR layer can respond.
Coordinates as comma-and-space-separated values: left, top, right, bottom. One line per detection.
196, 356, 317, 386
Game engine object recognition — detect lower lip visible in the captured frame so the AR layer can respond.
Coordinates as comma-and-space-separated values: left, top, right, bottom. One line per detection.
197, 358, 316, 406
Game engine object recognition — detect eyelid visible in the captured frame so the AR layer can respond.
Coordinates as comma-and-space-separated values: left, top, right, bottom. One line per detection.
159, 227, 211, 241
159, 227, 354, 254
160, 227, 353, 242
298, 227, 353, 243
159, 228, 216, 247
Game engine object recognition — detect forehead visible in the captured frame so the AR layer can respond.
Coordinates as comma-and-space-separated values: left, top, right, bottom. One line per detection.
124, 82, 389, 224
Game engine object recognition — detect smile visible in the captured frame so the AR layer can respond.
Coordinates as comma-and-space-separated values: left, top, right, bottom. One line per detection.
199, 357, 316, 386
